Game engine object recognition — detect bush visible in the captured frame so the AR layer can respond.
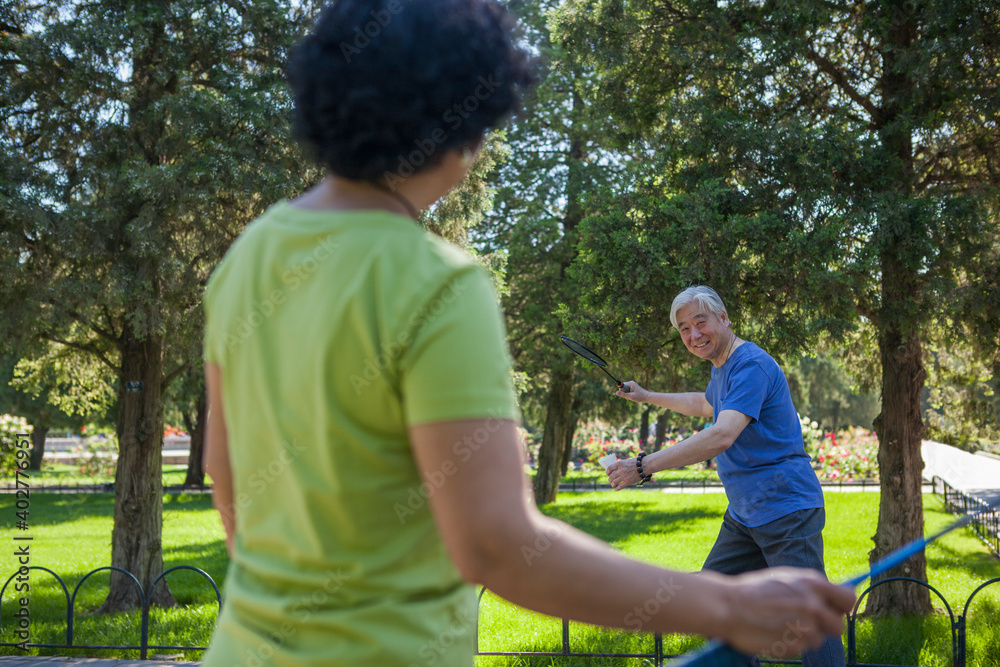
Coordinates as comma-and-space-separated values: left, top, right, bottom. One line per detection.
72, 433, 118, 479
582, 420, 641, 469
0, 414, 31, 477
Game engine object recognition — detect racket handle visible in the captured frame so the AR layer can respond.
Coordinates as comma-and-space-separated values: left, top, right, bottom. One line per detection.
668, 641, 754, 667
618, 382, 631, 393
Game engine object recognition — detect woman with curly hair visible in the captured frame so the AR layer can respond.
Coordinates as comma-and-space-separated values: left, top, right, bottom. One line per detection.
200, 1, 855, 665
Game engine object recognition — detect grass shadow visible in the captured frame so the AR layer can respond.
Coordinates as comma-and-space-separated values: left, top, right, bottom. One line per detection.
542, 496, 721, 545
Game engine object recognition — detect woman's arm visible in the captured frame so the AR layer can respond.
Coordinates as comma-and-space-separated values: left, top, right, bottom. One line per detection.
203, 362, 235, 556
408, 418, 853, 656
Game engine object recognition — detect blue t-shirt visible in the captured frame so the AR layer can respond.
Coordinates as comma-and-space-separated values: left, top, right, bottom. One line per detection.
705, 342, 824, 527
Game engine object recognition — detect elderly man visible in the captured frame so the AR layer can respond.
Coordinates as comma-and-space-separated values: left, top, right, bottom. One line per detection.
608, 284, 844, 667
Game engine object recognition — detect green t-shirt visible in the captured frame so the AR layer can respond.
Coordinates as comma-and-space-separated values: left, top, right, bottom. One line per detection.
201, 202, 520, 667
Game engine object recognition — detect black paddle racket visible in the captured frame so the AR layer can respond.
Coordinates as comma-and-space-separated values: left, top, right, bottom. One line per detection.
560, 336, 631, 393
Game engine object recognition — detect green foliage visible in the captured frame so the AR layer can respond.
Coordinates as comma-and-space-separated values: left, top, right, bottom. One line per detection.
552, 0, 1000, 410
0, 0, 319, 376
550, 0, 1000, 606
924, 346, 1000, 454
0, 0, 324, 604
787, 352, 881, 432
425, 130, 512, 248
10, 341, 117, 419
0, 413, 30, 476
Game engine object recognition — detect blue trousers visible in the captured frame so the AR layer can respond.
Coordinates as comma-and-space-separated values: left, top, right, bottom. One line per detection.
702, 507, 846, 667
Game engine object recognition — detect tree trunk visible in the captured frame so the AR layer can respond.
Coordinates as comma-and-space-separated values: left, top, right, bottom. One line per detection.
864, 0, 931, 617
28, 422, 48, 471
866, 326, 930, 615
534, 369, 574, 504
97, 330, 175, 613
639, 405, 650, 450
183, 392, 206, 487
653, 411, 669, 452
559, 398, 581, 476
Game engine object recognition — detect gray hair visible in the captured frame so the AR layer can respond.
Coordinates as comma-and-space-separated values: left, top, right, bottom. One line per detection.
670, 285, 728, 330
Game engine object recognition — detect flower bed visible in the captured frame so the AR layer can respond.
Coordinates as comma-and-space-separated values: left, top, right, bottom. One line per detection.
810, 426, 880, 481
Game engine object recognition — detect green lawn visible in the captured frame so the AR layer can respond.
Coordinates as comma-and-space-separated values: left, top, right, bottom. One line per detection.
1, 492, 997, 665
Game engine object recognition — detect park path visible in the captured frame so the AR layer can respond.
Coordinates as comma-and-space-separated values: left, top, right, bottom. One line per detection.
922, 439, 1000, 505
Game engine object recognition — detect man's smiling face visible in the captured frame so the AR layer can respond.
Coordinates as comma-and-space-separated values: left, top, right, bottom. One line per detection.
676, 302, 732, 364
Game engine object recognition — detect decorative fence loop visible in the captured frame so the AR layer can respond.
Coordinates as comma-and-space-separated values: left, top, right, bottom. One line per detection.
1, 566, 71, 646
0, 564, 222, 659
848, 576, 957, 667
142, 566, 224, 660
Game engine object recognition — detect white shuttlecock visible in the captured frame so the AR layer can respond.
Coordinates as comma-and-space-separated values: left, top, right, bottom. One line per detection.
598, 453, 618, 470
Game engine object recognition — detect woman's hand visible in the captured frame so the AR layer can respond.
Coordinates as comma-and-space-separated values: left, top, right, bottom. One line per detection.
714, 567, 856, 657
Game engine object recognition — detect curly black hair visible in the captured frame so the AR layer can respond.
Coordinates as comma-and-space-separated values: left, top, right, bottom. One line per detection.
287, 0, 535, 183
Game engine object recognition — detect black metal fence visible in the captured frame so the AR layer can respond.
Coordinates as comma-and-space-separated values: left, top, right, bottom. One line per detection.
4, 566, 999, 665
0, 565, 220, 660
475, 577, 1000, 666
0, 482, 210, 494
933, 476, 1000, 556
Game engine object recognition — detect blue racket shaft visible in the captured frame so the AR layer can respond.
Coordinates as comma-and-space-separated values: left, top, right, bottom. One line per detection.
669, 496, 1000, 666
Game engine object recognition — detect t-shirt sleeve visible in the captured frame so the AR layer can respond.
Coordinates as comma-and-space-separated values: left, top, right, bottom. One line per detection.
399, 266, 520, 426
719, 360, 771, 424
202, 262, 229, 366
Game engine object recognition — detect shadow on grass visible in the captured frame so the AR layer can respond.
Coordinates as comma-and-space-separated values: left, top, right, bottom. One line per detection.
926, 539, 1000, 580
0, 494, 116, 527
542, 497, 720, 544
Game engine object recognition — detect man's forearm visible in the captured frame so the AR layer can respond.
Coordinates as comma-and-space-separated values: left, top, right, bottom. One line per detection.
643, 426, 731, 473
642, 391, 711, 417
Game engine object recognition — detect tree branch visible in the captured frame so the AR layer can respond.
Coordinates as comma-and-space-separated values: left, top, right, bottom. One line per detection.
43, 334, 121, 374
805, 47, 879, 120
162, 359, 191, 390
